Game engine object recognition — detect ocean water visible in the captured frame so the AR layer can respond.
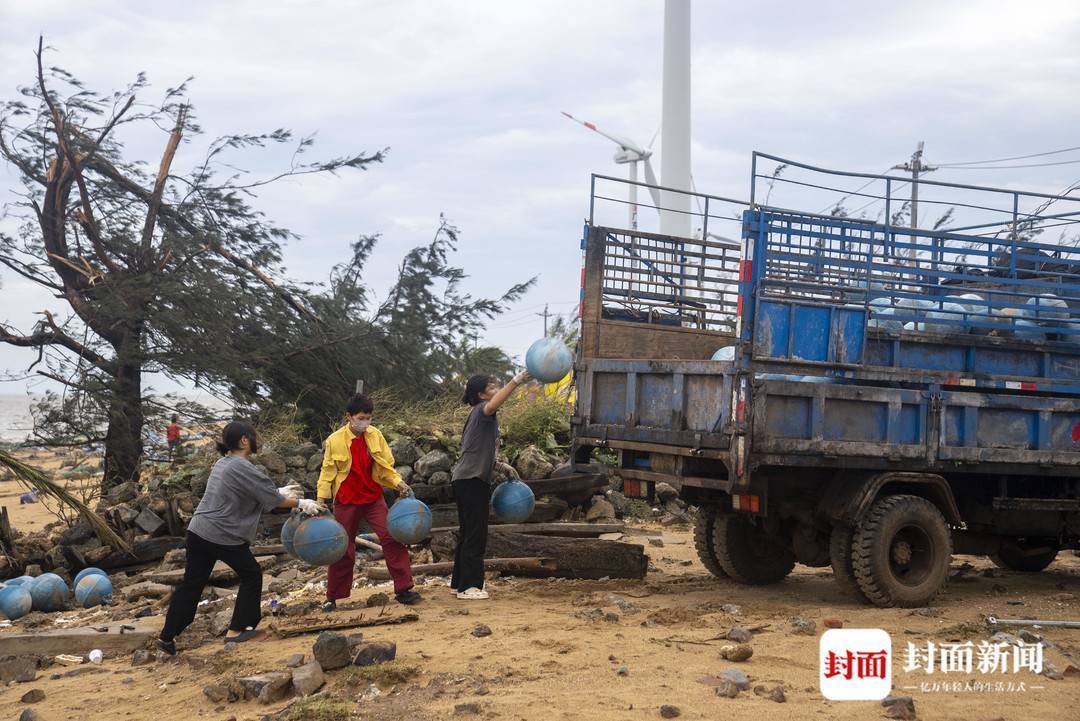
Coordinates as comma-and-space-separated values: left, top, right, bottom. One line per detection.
0, 395, 36, 443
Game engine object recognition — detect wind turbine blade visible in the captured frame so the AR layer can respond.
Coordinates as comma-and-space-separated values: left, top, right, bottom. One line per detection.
561, 111, 646, 155
648, 122, 661, 150
643, 157, 662, 210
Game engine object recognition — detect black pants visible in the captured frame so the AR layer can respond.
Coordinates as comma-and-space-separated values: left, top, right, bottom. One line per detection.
451, 478, 491, 591
160, 530, 263, 642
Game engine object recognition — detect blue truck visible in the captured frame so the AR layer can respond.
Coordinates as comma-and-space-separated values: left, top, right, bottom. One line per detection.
571, 154, 1080, 607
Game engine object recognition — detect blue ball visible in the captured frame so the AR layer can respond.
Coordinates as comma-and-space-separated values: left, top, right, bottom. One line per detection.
73, 567, 107, 589
491, 479, 536, 523
292, 516, 349, 566
525, 338, 573, 384
387, 497, 432, 545
281, 513, 305, 558
6, 576, 34, 587
0, 585, 32, 620
75, 574, 113, 608
29, 573, 69, 613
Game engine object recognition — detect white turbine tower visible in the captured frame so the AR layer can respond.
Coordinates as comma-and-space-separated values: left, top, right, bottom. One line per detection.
660, 0, 692, 238
562, 111, 661, 230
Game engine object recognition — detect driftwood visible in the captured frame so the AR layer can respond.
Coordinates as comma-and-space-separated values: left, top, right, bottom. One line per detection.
271, 612, 420, 638
98, 536, 185, 571
147, 555, 276, 585
366, 556, 556, 580
430, 522, 624, 538
431, 529, 647, 580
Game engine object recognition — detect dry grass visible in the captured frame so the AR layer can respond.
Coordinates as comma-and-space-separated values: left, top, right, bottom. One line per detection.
342, 660, 422, 688
289, 696, 356, 721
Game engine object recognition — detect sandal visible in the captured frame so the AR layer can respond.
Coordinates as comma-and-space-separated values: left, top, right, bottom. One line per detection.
224, 628, 266, 644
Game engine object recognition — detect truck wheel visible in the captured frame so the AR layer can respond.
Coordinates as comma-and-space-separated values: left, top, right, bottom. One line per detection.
713, 513, 795, 585
851, 495, 952, 608
829, 526, 869, 601
991, 542, 1059, 573
693, 506, 729, 578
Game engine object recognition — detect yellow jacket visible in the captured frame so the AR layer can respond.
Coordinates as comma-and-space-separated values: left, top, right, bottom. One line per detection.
317, 424, 403, 501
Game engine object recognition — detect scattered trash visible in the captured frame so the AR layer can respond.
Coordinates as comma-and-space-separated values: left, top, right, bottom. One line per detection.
87, 649, 103, 664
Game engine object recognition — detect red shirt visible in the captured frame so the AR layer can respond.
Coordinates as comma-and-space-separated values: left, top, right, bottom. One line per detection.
336, 435, 382, 505
166, 423, 180, 442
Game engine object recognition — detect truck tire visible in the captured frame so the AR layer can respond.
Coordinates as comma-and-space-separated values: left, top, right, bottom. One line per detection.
991, 542, 1059, 573
829, 526, 869, 601
713, 513, 795, 585
851, 495, 952, 608
693, 506, 729, 578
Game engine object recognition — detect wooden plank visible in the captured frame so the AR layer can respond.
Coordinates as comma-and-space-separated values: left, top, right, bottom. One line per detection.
271, 612, 420, 639
523, 474, 606, 496
431, 522, 623, 538
146, 555, 277, 585
250, 544, 287, 556
366, 557, 556, 581
0, 622, 155, 657
97, 536, 186, 571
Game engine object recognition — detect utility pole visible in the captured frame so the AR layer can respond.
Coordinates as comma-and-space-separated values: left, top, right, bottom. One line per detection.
892, 141, 936, 229
537, 304, 550, 336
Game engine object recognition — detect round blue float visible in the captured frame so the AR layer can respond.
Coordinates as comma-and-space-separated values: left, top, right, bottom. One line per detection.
491, 479, 536, 523
73, 567, 107, 589
525, 338, 573, 384
280, 513, 305, 558
292, 515, 349, 566
29, 573, 69, 613
0, 585, 33, 620
387, 497, 432, 545
6, 575, 34, 588
75, 574, 113, 608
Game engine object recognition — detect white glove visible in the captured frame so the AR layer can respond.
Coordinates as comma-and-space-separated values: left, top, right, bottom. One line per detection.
512, 370, 533, 385
278, 483, 304, 501
297, 498, 322, 516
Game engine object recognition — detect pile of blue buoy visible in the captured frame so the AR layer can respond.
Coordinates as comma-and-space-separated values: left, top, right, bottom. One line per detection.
75, 574, 113, 608
291, 515, 349, 566
491, 479, 536, 523
387, 497, 433, 545
29, 573, 69, 613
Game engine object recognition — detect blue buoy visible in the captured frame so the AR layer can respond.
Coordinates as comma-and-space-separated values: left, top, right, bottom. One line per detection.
292, 516, 349, 566
73, 567, 107, 589
6, 575, 34, 588
491, 479, 536, 523
387, 497, 433, 545
525, 338, 573, 384
0, 585, 33, 620
29, 573, 69, 613
75, 574, 113, 608
281, 513, 305, 558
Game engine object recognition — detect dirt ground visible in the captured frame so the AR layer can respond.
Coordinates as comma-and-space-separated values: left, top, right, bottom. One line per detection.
0, 479, 1076, 721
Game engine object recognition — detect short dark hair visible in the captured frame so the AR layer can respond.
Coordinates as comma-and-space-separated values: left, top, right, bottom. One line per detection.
463, 374, 492, 406
171, 414, 179, 423
216, 421, 258, 456
346, 393, 374, 415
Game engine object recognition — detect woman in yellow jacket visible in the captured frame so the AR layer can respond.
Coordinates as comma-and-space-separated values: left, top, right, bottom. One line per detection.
317, 394, 419, 609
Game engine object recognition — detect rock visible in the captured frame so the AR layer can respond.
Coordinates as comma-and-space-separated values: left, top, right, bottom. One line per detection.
617, 665, 629, 676
239, 671, 293, 704
123, 581, 172, 602
59, 518, 94, 545
19, 710, 41, 721
753, 685, 786, 703
20, 689, 45, 704
1018, 629, 1042, 644
104, 481, 139, 504
471, 624, 493, 638
648, 537, 665, 548
131, 650, 152, 667
312, 631, 352, 671
493, 461, 520, 482
366, 592, 390, 607
606, 490, 631, 517
717, 668, 750, 691
719, 644, 753, 662
659, 512, 685, 526
990, 632, 1020, 646
24, 564, 43, 577
454, 703, 482, 715
715, 679, 740, 698
654, 482, 678, 503
210, 610, 233, 637
352, 641, 396, 667
585, 496, 617, 522
291, 660, 325, 696
659, 704, 681, 718
1042, 662, 1064, 680
429, 471, 451, 486
822, 618, 843, 629
134, 508, 167, 537
306, 453, 324, 473
414, 450, 452, 479
789, 617, 816, 635
287, 442, 319, 458
203, 682, 237, 704
396, 466, 415, 483
283, 653, 305, 668
283, 455, 304, 470
514, 446, 555, 480
720, 604, 741, 616
390, 439, 421, 468
110, 503, 140, 525
255, 452, 287, 476
726, 626, 752, 643
0, 656, 38, 683
882, 695, 916, 720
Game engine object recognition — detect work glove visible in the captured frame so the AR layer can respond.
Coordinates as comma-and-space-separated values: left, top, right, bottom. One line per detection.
297, 498, 324, 516
277, 483, 304, 501
512, 370, 534, 385
397, 483, 414, 499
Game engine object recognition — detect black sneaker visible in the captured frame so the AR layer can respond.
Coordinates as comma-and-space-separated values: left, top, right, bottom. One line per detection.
154, 637, 176, 656
395, 589, 422, 605
320, 600, 337, 612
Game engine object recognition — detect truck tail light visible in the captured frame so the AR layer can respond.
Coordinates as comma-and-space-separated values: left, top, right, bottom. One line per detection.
731, 494, 760, 513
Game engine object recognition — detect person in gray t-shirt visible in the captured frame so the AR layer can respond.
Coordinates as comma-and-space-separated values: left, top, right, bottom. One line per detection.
157, 421, 322, 655
450, 370, 531, 600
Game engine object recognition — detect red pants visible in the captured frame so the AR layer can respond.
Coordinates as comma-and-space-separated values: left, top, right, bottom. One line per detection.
327, 497, 414, 598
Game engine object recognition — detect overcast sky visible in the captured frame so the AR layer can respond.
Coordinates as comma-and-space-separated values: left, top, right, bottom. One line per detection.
2, 0, 1080, 398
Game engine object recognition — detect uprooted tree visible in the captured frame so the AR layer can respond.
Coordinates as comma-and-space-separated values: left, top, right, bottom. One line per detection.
0, 39, 533, 488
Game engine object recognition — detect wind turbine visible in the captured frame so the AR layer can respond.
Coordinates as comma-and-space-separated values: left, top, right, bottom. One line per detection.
562, 111, 662, 230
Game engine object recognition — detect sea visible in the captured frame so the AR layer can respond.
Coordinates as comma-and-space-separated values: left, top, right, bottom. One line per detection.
0, 394, 36, 443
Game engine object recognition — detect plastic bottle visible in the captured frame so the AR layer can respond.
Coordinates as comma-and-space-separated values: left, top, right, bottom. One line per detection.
88, 649, 103, 664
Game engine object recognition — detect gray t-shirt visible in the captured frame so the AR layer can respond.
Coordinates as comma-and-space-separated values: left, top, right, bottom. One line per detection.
187, 455, 283, 545
451, 403, 499, 484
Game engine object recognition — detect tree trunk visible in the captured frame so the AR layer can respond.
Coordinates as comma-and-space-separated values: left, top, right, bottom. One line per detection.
103, 331, 144, 489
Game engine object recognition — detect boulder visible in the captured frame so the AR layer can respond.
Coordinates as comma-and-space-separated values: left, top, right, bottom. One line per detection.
286, 442, 320, 459
493, 462, 520, 482
19, 689, 45, 703
255, 452, 287, 476
104, 481, 138, 505
210, 610, 232, 637
414, 450, 452, 479
352, 641, 397, 667
239, 671, 293, 704
0, 656, 38, 683
134, 508, 167, 537
109, 503, 140, 526
718, 668, 750, 691
514, 446, 554, 480
585, 496, 617, 522
605, 490, 631, 517
390, 439, 420, 468
312, 631, 352, 671
291, 660, 325, 696
429, 471, 451, 486
396, 466, 415, 484
59, 519, 94, 545
654, 482, 678, 503
306, 453, 324, 473
123, 582, 172, 602
283, 654, 305, 668
285, 455, 307, 470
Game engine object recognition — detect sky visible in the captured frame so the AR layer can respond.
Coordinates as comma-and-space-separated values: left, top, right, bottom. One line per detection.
2, 0, 1080, 398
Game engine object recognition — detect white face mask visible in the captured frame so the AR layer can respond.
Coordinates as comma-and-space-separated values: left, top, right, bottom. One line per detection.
350, 419, 371, 434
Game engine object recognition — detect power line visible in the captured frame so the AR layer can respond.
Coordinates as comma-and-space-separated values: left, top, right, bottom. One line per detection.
937, 145, 1080, 167
937, 158, 1080, 171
